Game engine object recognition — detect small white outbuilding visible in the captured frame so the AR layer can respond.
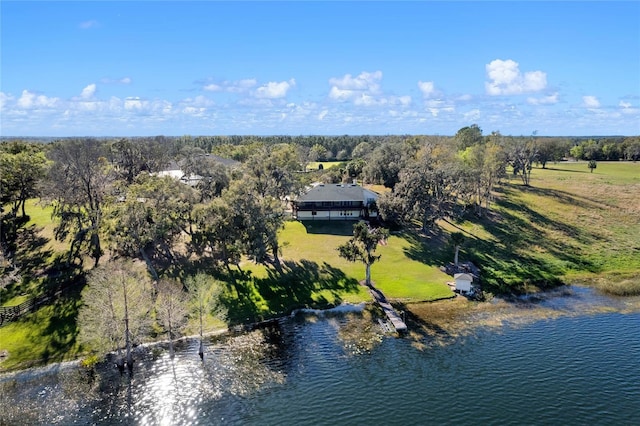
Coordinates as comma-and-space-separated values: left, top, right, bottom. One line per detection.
453, 273, 473, 293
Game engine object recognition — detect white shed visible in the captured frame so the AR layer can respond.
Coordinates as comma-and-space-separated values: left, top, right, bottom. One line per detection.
453, 273, 473, 293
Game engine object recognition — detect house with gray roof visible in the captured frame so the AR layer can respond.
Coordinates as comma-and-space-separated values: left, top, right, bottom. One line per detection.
292, 183, 379, 221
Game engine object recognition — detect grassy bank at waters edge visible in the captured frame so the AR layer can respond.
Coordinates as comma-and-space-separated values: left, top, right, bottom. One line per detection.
442, 161, 640, 293
0, 293, 84, 371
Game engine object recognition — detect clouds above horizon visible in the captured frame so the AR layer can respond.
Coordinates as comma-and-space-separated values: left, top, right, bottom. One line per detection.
329, 71, 383, 103
255, 79, 296, 99
528, 92, 559, 106
203, 79, 257, 93
328, 71, 411, 107
583, 95, 601, 108
100, 77, 132, 85
80, 84, 96, 99
418, 81, 436, 98
485, 59, 547, 96
1, 59, 638, 136
15, 90, 60, 109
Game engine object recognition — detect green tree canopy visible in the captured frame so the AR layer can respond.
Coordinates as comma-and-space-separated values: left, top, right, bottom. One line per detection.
337, 221, 389, 286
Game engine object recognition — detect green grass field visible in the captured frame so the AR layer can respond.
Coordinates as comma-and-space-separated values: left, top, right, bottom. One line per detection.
278, 221, 453, 300
0, 292, 84, 370
306, 161, 343, 171
229, 219, 454, 323
447, 161, 640, 291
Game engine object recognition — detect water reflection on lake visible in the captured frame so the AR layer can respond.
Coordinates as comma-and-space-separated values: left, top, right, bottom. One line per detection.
1, 286, 639, 425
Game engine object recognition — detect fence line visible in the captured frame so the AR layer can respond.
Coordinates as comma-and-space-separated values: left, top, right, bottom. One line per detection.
0, 284, 72, 326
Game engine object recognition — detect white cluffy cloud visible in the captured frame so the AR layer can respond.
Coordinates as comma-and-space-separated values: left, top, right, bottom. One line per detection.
0, 92, 14, 109
203, 79, 257, 93
417, 81, 435, 97
582, 95, 600, 108
485, 59, 547, 95
80, 84, 97, 99
16, 90, 59, 109
328, 71, 411, 107
329, 71, 382, 101
528, 92, 559, 105
254, 79, 296, 99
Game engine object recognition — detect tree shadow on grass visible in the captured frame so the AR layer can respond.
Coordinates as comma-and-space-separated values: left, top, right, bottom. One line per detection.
262, 260, 359, 311
400, 182, 604, 294
543, 166, 591, 174
2, 223, 60, 302
9, 288, 84, 369
300, 220, 356, 236
41, 293, 81, 363
401, 227, 456, 268
221, 259, 360, 325
465, 186, 601, 292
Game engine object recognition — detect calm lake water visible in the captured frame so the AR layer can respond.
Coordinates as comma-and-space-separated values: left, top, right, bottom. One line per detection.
2, 286, 639, 425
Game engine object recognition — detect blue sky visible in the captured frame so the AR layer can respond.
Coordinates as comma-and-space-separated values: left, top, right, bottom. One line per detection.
1, 1, 639, 137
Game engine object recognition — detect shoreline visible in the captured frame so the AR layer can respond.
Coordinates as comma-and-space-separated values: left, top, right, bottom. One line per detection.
0, 302, 368, 377
3, 285, 640, 376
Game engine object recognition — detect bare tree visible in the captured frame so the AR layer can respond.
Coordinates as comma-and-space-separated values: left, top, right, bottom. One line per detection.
506, 134, 538, 186
184, 273, 227, 360
156, 279, 189, 358
78, 260, 153, 372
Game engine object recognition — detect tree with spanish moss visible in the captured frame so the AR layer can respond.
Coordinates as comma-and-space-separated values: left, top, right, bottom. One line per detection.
45, 138, 114, 267
379, 145, 461, 231
337, 221, 389, 287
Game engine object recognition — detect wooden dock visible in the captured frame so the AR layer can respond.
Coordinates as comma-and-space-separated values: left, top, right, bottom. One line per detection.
368, 286, 407, 333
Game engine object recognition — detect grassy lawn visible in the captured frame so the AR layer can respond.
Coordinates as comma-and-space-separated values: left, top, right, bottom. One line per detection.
23, 198, 68, 254
1, 198, 71, 302
0, 293, 84, 371
244, 220, 453, 303
225, 219, 454, 323
446, 161, 640, 292
284, 221, 453, 300
306, 161, 344, 171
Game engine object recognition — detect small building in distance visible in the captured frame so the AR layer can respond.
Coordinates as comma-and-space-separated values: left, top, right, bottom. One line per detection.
453, 273, 473, 294
292, 183, 379, 221
156, 155, 239, 186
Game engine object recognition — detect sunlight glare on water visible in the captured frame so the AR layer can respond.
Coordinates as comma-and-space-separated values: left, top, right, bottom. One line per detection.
1, 287, 639, 425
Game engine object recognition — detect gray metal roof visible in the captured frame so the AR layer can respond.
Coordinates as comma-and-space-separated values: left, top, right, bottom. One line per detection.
296, 184, 379, 203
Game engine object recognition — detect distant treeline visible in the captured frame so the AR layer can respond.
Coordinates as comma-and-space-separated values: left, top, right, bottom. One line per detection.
3, 133, 638, 162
